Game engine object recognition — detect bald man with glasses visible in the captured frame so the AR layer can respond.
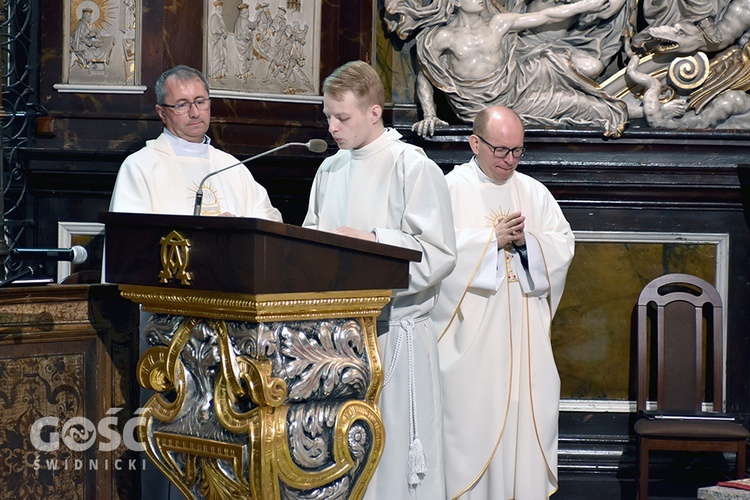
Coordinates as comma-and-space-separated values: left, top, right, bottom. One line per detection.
432, 105, 575, 499
110, 65, 281, 220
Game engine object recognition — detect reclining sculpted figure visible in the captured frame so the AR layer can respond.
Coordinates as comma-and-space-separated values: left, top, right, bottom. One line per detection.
385, 0, 629, 137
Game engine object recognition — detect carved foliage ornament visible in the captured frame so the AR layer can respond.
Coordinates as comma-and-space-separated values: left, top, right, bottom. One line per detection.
136, 314, 384, 499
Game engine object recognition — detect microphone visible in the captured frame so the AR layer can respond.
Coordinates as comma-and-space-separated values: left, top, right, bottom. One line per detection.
193, 139, 328, 216
10, 246, 88, 265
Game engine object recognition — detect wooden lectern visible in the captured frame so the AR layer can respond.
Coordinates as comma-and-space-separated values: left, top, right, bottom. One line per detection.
99, 212, 421, 500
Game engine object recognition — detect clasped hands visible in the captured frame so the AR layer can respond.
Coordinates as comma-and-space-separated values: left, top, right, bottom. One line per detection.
495, 211, 525, 249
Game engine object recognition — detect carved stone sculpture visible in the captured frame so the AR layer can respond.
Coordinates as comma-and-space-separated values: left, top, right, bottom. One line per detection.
383, 0, 750, 135
209, 1, 228, 79
385, 0, 629, 137
70, 7, 115, 71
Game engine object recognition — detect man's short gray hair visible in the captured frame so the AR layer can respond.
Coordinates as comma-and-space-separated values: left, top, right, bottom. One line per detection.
155, 65, 209, 104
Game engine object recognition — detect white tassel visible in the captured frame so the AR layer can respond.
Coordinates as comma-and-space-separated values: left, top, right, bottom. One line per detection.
407, 436, 427, 486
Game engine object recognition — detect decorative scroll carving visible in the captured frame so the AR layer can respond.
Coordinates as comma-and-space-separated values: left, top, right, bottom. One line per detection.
135, 299, 385, 499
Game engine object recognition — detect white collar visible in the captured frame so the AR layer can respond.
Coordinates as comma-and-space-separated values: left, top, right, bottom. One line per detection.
163, 128, 211, 158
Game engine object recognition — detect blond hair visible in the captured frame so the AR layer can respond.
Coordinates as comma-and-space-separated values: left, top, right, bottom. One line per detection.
323, 60, 385, 111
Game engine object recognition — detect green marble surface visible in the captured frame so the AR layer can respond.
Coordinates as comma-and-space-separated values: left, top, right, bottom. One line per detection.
552, 241, 717, 400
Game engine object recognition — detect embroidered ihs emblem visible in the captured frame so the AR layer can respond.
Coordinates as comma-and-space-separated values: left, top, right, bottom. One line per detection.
485, 207, 510, 228
190, 182, 223, 216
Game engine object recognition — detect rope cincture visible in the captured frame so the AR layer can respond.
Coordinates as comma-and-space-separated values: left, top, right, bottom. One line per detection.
382, 316, 428, 487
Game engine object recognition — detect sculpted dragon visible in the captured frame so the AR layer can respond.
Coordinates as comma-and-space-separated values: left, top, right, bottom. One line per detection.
619, 0, 750, 128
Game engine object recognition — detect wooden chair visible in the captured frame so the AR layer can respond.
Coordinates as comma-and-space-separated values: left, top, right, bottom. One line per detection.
634, 273, 748, 499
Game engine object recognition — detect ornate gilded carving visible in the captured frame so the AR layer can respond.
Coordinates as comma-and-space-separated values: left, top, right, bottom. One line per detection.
135, 292, 386, 499
158, 230, 192, 286
119, 286, 391, 322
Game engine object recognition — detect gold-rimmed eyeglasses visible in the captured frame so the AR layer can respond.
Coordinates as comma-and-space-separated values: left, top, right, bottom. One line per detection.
159, 98, 211, 115
475, 134, 526, 159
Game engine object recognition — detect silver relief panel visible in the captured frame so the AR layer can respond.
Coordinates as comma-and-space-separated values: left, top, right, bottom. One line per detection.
204, 0, 322, 104
58, 0, 144, 93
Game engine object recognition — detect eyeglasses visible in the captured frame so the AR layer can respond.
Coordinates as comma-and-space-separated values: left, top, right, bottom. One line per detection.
159, 98, 211, 115
475, 135, 526, 159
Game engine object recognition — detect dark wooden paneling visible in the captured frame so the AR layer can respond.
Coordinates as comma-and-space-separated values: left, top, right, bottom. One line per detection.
0, 284, 140, 499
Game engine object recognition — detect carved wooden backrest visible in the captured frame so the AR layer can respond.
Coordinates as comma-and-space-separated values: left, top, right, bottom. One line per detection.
636, 273, 723, 413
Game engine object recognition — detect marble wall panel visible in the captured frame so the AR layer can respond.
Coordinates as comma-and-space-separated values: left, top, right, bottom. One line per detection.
553, 235, 722, 402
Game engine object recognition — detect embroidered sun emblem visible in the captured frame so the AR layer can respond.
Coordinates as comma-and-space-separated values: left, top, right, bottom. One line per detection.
190, 182, 223, 216
486, 208, 510, 228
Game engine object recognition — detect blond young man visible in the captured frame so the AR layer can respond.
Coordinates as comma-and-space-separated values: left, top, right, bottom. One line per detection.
303, 60, 456, 499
